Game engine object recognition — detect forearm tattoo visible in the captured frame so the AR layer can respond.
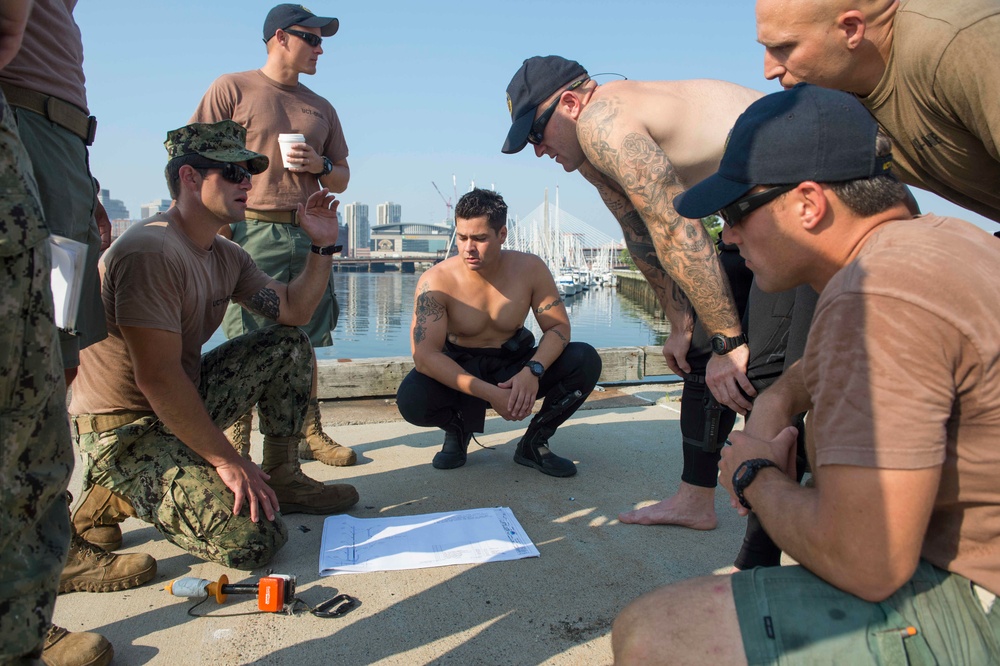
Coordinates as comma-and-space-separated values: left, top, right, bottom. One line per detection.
535, 298, 565, 315
578, 99, 739, 332
412, 282, 445, 345
244, 286, 280, 320
540, 328, 569, 349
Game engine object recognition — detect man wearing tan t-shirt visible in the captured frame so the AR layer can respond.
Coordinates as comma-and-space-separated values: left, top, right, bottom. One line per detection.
755, 0, 1000, 223
191, 4, 355, 468
69, 121, 359, 575
613, 85, 1000, 664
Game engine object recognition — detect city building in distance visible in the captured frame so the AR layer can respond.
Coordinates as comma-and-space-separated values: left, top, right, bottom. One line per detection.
377, 201, 402, 226
140, 199, 172, 219
343, 202, 371, 257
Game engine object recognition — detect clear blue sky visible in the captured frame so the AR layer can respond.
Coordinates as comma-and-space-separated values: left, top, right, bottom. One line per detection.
74, 0, 994, 237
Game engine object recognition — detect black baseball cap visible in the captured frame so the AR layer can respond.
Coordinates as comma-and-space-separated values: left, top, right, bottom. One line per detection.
674, 84, 892, 219
263, 4, 339, 42
502, 55, 587, 154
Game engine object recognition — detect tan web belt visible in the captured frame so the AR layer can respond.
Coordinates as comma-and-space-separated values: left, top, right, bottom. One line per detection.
0, 82, 97, 145
245, 209, 298, 225
71, 411, 154, 437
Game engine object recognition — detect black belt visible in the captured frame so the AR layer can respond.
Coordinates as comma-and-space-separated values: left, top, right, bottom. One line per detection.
0, 82, 97, 145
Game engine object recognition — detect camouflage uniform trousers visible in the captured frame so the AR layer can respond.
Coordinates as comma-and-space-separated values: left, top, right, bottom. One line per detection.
0, 94, 74, 663
74, 325, 316, 570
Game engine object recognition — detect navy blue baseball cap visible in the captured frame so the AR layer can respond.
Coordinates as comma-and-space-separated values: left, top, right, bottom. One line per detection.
263, 4, 339, 42
674, 84, 892, 219
503, 55, 588, 154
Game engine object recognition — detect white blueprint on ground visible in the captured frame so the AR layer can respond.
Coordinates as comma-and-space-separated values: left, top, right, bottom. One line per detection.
319, 507, 539, 576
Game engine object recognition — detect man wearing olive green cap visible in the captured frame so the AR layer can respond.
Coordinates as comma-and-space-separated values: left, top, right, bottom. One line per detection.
68, 120, 359, 569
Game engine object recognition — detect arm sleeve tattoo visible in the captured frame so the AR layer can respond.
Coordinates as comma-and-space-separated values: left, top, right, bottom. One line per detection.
578, 99, 739, 333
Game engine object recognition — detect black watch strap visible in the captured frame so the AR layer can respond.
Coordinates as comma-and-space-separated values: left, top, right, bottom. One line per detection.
711, 332, 748, 355
320, 156, 333, 176
733, 458, 777, 510
310, 244, 343, 256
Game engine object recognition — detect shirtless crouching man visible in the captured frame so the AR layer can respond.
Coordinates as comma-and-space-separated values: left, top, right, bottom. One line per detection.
503, 56, 808, 530
395, 189, 602, 477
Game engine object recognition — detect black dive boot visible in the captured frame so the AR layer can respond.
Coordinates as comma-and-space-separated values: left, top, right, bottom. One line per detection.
513, 422, 577, 477
432, 415, 472, 470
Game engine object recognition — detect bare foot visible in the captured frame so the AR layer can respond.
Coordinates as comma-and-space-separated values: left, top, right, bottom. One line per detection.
618, 483, 718, 530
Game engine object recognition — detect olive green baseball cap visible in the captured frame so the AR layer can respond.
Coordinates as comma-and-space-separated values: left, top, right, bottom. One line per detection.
164, 120, 269, 174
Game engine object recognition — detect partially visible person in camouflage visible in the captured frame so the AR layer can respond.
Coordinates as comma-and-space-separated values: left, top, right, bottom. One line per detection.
68, 120, 360, 570
0, 87, 75, 662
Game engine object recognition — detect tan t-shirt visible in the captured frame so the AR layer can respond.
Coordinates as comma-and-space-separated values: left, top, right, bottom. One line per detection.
804, 215, 1000, 594
0, 0, 87, 112
70, 215, 271, 414
190, 70, 349, 212
862, 0, 1000, 222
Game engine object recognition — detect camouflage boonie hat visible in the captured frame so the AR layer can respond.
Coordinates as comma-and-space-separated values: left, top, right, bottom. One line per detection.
164, 120, 269, 174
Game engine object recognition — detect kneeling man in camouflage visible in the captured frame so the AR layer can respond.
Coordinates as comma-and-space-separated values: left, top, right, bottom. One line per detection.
69, 120, 358, 569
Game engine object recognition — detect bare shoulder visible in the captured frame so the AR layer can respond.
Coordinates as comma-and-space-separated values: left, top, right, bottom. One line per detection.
502, 250, 550, 275
419, 256, 459, 287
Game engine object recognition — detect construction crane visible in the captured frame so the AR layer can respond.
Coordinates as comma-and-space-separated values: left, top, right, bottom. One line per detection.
432, 181, 453, 225
433, 176, 460, 259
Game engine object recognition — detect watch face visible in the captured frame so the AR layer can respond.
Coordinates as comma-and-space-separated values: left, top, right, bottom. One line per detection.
711, 335, 726, 354
527, 361, 544, 377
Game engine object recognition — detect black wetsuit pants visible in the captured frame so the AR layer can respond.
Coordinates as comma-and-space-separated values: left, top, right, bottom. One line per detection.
679, 242, 752, 487
396, 328, 602, 438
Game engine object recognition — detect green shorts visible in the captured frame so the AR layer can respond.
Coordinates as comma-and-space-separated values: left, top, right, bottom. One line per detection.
732, 560, 999, 664
223, 219, 339, 347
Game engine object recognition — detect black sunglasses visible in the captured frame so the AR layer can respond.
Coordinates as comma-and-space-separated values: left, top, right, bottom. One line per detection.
526, 78, 589, 146
191, 162, 253, 185
284, 28, 322, 48
718, 184, 796, 227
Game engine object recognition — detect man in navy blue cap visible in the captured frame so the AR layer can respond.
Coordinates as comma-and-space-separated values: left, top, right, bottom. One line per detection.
503, 56, 759, 415
503, 56, 818, 542
612, 84, 1000, 664
192, 3, 357, 472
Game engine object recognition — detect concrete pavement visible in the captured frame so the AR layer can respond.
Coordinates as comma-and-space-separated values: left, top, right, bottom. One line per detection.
55, 383, 752, 665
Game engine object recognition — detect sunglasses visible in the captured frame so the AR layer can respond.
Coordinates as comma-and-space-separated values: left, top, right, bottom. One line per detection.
191, 162, 253, 185
526, 78, 589, 146
718, 184, 796, 227
284, 28, 322, 48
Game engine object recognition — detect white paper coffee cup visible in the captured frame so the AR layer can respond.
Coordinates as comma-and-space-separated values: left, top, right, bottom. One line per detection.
278, 133, 305, 169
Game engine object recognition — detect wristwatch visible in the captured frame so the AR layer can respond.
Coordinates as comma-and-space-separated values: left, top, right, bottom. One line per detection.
310, 244, 343, 255
524, 360, 545, 378
732, 458, 778, 510
319, 156, 334, 176
711, 332, 748, 355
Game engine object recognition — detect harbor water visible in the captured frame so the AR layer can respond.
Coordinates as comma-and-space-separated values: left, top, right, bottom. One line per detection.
206, 271, 668, 359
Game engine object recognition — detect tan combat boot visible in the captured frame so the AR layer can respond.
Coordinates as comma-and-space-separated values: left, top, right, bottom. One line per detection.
263, 434, 359, 514
59, 531, 157, 594
71, 484, 136, 551
225, 410, 253, 460
298, 398, 357, 466
42, 625, 113, 666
